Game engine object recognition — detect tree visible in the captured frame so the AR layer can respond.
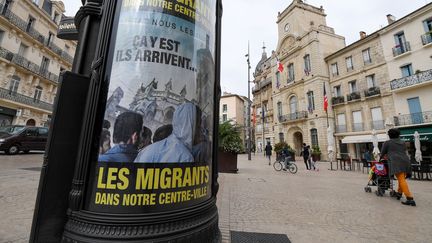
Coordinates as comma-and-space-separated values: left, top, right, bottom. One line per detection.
218, 121, 244, 154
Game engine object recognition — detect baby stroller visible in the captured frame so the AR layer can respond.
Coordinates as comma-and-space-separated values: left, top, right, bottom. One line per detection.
364, 160, 394, 196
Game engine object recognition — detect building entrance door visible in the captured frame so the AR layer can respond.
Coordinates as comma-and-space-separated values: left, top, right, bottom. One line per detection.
293, 131, 303, 156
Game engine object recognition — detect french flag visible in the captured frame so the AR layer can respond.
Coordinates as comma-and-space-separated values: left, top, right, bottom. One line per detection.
277, 57, 284, 73
323, 83, 328, 112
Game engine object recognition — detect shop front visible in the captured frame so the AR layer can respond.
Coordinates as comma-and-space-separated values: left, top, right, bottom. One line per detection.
340, 133, 388, 160
399, 125, 432, 163
0, 106, 16, 126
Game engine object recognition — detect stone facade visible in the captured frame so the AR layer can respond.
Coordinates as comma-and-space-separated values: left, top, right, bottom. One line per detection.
0, 0, 76, 127
325, 32, 394, 159
253, 0, 345, 159
252, 47, 274, 153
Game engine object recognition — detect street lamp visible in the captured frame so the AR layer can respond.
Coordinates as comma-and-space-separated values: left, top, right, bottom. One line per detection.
246, 43, 251, 161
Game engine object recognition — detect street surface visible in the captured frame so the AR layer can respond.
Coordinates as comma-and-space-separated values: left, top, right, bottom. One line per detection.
0, 153, 432, 243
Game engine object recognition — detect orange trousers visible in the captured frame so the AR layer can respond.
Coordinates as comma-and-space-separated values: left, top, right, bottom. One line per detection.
395, 172, 413, 199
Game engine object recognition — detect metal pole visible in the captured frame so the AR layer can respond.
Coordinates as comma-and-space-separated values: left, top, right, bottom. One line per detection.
246, 42, 251, 160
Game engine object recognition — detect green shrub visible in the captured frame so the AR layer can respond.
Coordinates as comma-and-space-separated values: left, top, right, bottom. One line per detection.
274, 141, 295, 155
311, 145, 321, 155
218, 121, 244, 154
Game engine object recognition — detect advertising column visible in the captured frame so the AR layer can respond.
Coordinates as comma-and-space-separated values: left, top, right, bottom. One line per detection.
62, 0, 221, 241
88, 0, 216, 214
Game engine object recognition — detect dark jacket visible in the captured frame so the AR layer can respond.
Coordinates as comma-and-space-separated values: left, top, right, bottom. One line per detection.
301, 146, 310, 158
381, 138, 411, 175
265, 144, 272, 155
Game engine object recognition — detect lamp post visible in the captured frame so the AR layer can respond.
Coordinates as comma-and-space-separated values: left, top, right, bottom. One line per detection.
246, 43, 251, 160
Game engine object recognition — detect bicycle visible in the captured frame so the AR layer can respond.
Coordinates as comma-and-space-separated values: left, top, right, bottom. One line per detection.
273, 154, 298, 174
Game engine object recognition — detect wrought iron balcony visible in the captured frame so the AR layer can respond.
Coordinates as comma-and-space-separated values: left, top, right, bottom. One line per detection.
371, 120, 385, 130
364, 86, 381, 97
0, 47, 59, 83
390, 69, 432, 90
0, 3, 73, 64
392, 42, 411, 57
335, 125, 347, 133
332, 96, 344, 105
278, 111, 308, 123
61, 52, 74, 64
394, 111, 432, 126
0, 87, 53, 111
347, 91, 361, 102
0, 46, 13, 61
352, 122, 364, 132
45, 41, 64, 56
12, 54, 41, 74
0, 4, 46, 44
421, 33, 432, 45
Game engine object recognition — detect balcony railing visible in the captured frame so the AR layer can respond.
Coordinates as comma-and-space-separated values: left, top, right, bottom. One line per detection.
0, 3, 73, 64
364, 86, 381, 97
332, 96, 344, 105
0, 47, 59, 83
392, 42, 411, 57
278, 111, 308, 123
352, 122, 364, 132
394, 111, 432, 126
421, 33, 432, 45
0, 87, 53, 111
335, 125, 347, 133
390, 69, 432, 90
347, 91, 361, 102
371, 120, 385, 130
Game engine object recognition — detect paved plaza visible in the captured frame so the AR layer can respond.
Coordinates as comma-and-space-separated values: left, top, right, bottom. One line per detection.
217, 153, 432, 243
0, 153, 432, 242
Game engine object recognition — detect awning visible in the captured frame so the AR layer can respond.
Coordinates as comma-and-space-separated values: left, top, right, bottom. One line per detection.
341, 134, 388, 144
399, 126, 432, 142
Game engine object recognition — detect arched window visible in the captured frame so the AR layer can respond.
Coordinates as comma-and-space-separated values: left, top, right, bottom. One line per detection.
289, 96, 297, 114
8, 75, 20, 94
310, 128, 318, 147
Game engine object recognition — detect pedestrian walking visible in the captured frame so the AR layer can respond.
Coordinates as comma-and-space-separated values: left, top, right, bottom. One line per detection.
265, 142, 272, 165
380, 128, 416, 206
307, 146, 318, 171
300, 143, 310, 170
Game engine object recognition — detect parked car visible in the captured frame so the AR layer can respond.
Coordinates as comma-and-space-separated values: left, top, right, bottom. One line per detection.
0, 125, 48, 155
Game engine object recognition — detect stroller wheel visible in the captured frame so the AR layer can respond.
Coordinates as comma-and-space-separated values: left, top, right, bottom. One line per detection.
367, 187, 372, 193
364, 187, 368, 192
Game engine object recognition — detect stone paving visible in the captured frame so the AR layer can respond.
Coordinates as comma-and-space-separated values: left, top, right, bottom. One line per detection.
0, 152, 431, 243
216, 153, 432, 243
0, 152, 42, 243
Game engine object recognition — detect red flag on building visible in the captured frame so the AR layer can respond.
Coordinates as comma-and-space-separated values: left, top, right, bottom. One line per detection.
277, 57, 284, 73
323, 83, 328, 112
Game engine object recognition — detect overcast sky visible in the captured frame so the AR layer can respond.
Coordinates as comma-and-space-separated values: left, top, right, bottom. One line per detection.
63, 0, 431, 97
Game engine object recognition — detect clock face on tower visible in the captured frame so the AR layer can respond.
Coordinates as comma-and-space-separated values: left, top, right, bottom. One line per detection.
284, 23, 291, 32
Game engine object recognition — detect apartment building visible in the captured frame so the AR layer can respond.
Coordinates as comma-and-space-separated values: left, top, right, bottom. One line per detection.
382, 3, 432, 162
0, 0, 76, 127
220, 92, 251, 148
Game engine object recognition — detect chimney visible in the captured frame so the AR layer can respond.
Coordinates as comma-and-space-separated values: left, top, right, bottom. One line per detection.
359, 31, 367, 39
387, 14, 396, 24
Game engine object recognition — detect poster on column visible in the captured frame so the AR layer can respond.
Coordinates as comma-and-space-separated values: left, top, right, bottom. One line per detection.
86, 0, 216, 214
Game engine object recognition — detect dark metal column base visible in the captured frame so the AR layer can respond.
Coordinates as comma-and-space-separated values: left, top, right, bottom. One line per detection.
62, 200, 221, 243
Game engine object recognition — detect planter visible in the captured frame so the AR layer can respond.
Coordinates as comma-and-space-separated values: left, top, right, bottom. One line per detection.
218, 150, 238, 173
312, 154, 321, 162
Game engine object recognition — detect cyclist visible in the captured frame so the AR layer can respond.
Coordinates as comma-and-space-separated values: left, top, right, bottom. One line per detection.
282, 147, 292, 171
